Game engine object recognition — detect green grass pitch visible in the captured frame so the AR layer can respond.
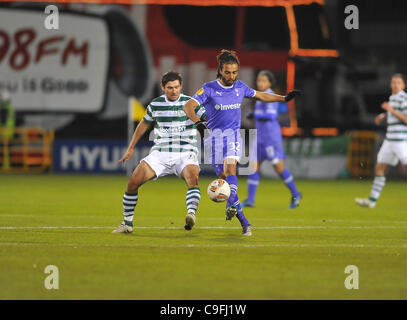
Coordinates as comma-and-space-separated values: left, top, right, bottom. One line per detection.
0, 174, 406, 299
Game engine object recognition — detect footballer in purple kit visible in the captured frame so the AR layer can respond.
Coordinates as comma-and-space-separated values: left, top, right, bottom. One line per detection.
183, 50, 301, 236
243, 70, 301, 209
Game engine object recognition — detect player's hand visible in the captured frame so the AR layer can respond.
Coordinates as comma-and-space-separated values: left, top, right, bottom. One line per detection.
246, 111, 255, 119
284, 90, 302, 102
381, 102, 392, 112
195, 120, 207, 138
374, 113, 386, 125
119, 149, 134, 163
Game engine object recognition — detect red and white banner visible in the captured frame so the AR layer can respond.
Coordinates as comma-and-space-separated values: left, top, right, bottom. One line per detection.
0, 8, 109, 112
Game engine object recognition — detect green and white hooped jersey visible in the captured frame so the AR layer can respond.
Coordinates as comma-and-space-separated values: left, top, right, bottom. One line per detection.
143, 94, 206, 154
387, 90, 407, 141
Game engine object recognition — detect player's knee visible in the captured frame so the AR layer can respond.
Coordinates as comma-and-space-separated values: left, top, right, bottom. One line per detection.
375, 163, 387, 176
224, 169, 236, 176
127, 177, 140, 193
273, 161, 284, 174
223, 165, 236, 176
376, 169, 385, 176
248, 161, 257, 174
188, 176, 199, 188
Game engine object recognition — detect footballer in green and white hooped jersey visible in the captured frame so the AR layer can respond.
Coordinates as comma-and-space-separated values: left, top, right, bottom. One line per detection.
144, 94, 205, 156
112, 71, 206, 234
355, 74, 407, 208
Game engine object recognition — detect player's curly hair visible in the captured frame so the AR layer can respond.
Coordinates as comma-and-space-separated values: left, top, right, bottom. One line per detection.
161, 71, 182, 87
216, 49, 240, 79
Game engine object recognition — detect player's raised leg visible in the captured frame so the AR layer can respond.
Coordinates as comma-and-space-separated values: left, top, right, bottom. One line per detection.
112, 161, 156, 233
181, 164, 201, 231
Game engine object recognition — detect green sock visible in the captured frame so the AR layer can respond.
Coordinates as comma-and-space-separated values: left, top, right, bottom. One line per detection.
186, 187, 200, 215
123, 192, 138, 226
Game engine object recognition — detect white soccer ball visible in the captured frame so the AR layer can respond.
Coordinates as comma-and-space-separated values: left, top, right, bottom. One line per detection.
207, 179, 231, 202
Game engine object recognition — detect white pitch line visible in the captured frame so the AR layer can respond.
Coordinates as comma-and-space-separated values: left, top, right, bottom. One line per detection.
0, 242, 406, 249
1, 225, 407, 230
3, 215, 407, 225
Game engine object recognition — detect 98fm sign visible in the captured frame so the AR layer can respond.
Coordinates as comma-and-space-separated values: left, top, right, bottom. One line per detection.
0, 30, 88, 71
0, 8, 109, 113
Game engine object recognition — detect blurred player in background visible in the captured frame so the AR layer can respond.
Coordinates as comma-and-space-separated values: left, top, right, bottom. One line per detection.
113, 71, 206, 233
183, 50, 301, 236
242, 70, 301, 209
0, 89, 15, 139
355, 73, 407, 208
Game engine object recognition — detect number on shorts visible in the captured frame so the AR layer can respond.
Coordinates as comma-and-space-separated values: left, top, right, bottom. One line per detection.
266, 146, 275, 158
228, 142, 241, 153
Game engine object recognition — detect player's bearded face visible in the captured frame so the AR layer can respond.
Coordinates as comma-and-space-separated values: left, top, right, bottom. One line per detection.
220, 63, 239, 86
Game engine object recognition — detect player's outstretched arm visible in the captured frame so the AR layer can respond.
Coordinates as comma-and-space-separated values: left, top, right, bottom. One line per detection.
255, 90, 301, 103
382, 102, 407, 124
254, 91, 285, 102
119, 119, 151, 162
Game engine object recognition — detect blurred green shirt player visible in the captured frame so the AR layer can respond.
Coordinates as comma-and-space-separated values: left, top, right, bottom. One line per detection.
355, 73, 407, 208
0, 89, 15, 139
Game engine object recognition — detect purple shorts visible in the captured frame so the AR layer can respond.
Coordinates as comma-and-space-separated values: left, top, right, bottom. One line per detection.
204, 129, 242, 176
250, 138, 286, 164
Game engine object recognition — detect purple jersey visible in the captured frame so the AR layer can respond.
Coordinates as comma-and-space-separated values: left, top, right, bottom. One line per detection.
193, 80, 255, 170
255, 88, 282, 144
192, 80, 256, 131
251, 88, 286, 163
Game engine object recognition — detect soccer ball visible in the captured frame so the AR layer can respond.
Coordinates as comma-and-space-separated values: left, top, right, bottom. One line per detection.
207, 179, 231, 202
